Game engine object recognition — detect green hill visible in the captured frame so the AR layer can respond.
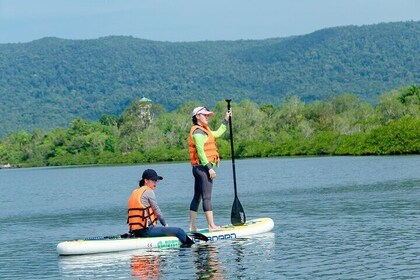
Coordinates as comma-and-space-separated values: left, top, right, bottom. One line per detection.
0, 21, 419, 137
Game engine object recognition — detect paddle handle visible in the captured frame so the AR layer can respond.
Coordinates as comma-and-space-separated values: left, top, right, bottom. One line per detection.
226, 99, 238, 197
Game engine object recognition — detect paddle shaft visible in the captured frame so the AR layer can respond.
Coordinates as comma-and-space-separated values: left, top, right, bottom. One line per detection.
226, 99, 246, 225
225, 99, 239, 198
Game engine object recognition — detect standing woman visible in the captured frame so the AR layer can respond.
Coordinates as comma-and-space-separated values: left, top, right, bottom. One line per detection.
188, 106, 231, 231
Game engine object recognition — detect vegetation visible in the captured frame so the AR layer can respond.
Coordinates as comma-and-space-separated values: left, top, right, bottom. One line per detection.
1, 85, 419, 168
0, 21, 419, 137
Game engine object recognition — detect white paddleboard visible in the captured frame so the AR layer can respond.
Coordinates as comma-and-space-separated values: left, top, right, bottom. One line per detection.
57, 217, 274, 255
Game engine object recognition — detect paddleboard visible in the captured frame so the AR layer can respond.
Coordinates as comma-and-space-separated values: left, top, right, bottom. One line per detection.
57, 217, 274, 255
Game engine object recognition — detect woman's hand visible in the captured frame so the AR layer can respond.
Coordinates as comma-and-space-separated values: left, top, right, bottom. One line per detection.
209, 168, 216, 180
224, 110, 232, 122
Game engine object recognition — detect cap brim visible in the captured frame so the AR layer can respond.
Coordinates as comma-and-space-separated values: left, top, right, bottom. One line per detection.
201, 110, 214, 116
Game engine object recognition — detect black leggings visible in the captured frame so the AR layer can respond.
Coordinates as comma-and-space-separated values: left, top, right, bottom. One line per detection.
190, 165, 213, 212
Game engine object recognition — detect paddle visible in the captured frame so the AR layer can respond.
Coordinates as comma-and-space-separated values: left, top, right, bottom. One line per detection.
226, 99, 246, 226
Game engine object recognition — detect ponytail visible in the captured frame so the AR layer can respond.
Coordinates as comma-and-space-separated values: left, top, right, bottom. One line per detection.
192, 116, 198, 125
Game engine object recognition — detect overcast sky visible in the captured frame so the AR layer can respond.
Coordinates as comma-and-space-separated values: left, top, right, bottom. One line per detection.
1, 0, 419, 44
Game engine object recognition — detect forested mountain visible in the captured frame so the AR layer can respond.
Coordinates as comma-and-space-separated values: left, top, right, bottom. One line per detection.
0, 21, 419, 137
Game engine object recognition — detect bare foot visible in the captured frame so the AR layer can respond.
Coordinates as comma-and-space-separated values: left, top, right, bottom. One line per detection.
189, 227, 198, 232
208, 226, 221, 232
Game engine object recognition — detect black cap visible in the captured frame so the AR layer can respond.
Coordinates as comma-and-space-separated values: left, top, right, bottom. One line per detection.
142, 169, 163, 181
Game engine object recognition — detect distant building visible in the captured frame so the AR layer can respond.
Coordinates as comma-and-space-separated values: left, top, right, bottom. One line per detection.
139, 97, 152, 103
137, 97, 152, 128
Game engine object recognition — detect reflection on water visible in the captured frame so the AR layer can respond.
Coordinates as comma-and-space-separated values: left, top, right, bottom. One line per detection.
193, 244, 225, 279
58, 250, 132, 278
58, 249, 170, 279
131, 254, 160, 280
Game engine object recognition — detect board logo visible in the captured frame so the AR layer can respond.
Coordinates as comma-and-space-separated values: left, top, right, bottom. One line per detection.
157, 240, 181, 249
207, 233, 237, 241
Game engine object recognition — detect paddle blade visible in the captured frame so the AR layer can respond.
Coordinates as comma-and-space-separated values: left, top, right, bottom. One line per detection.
231, 196, 246, 226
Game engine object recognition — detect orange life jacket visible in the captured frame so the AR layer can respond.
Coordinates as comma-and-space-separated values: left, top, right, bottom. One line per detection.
188, 125, 220, 166
127, 186, 157, 231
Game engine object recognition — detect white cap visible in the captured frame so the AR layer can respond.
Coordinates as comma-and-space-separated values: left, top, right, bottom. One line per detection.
192, 107, 215, 117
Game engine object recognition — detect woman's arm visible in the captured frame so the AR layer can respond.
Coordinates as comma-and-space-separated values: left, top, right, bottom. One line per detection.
143, 190, 167, 226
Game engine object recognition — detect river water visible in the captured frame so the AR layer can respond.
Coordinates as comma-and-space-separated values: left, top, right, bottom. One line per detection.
0, 156, 419, 279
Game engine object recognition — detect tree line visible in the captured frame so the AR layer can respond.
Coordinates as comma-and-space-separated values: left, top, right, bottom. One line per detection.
1, 85, 419, 168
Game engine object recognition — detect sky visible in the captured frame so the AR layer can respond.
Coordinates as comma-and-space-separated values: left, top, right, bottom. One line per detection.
0, 0, 419, 44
